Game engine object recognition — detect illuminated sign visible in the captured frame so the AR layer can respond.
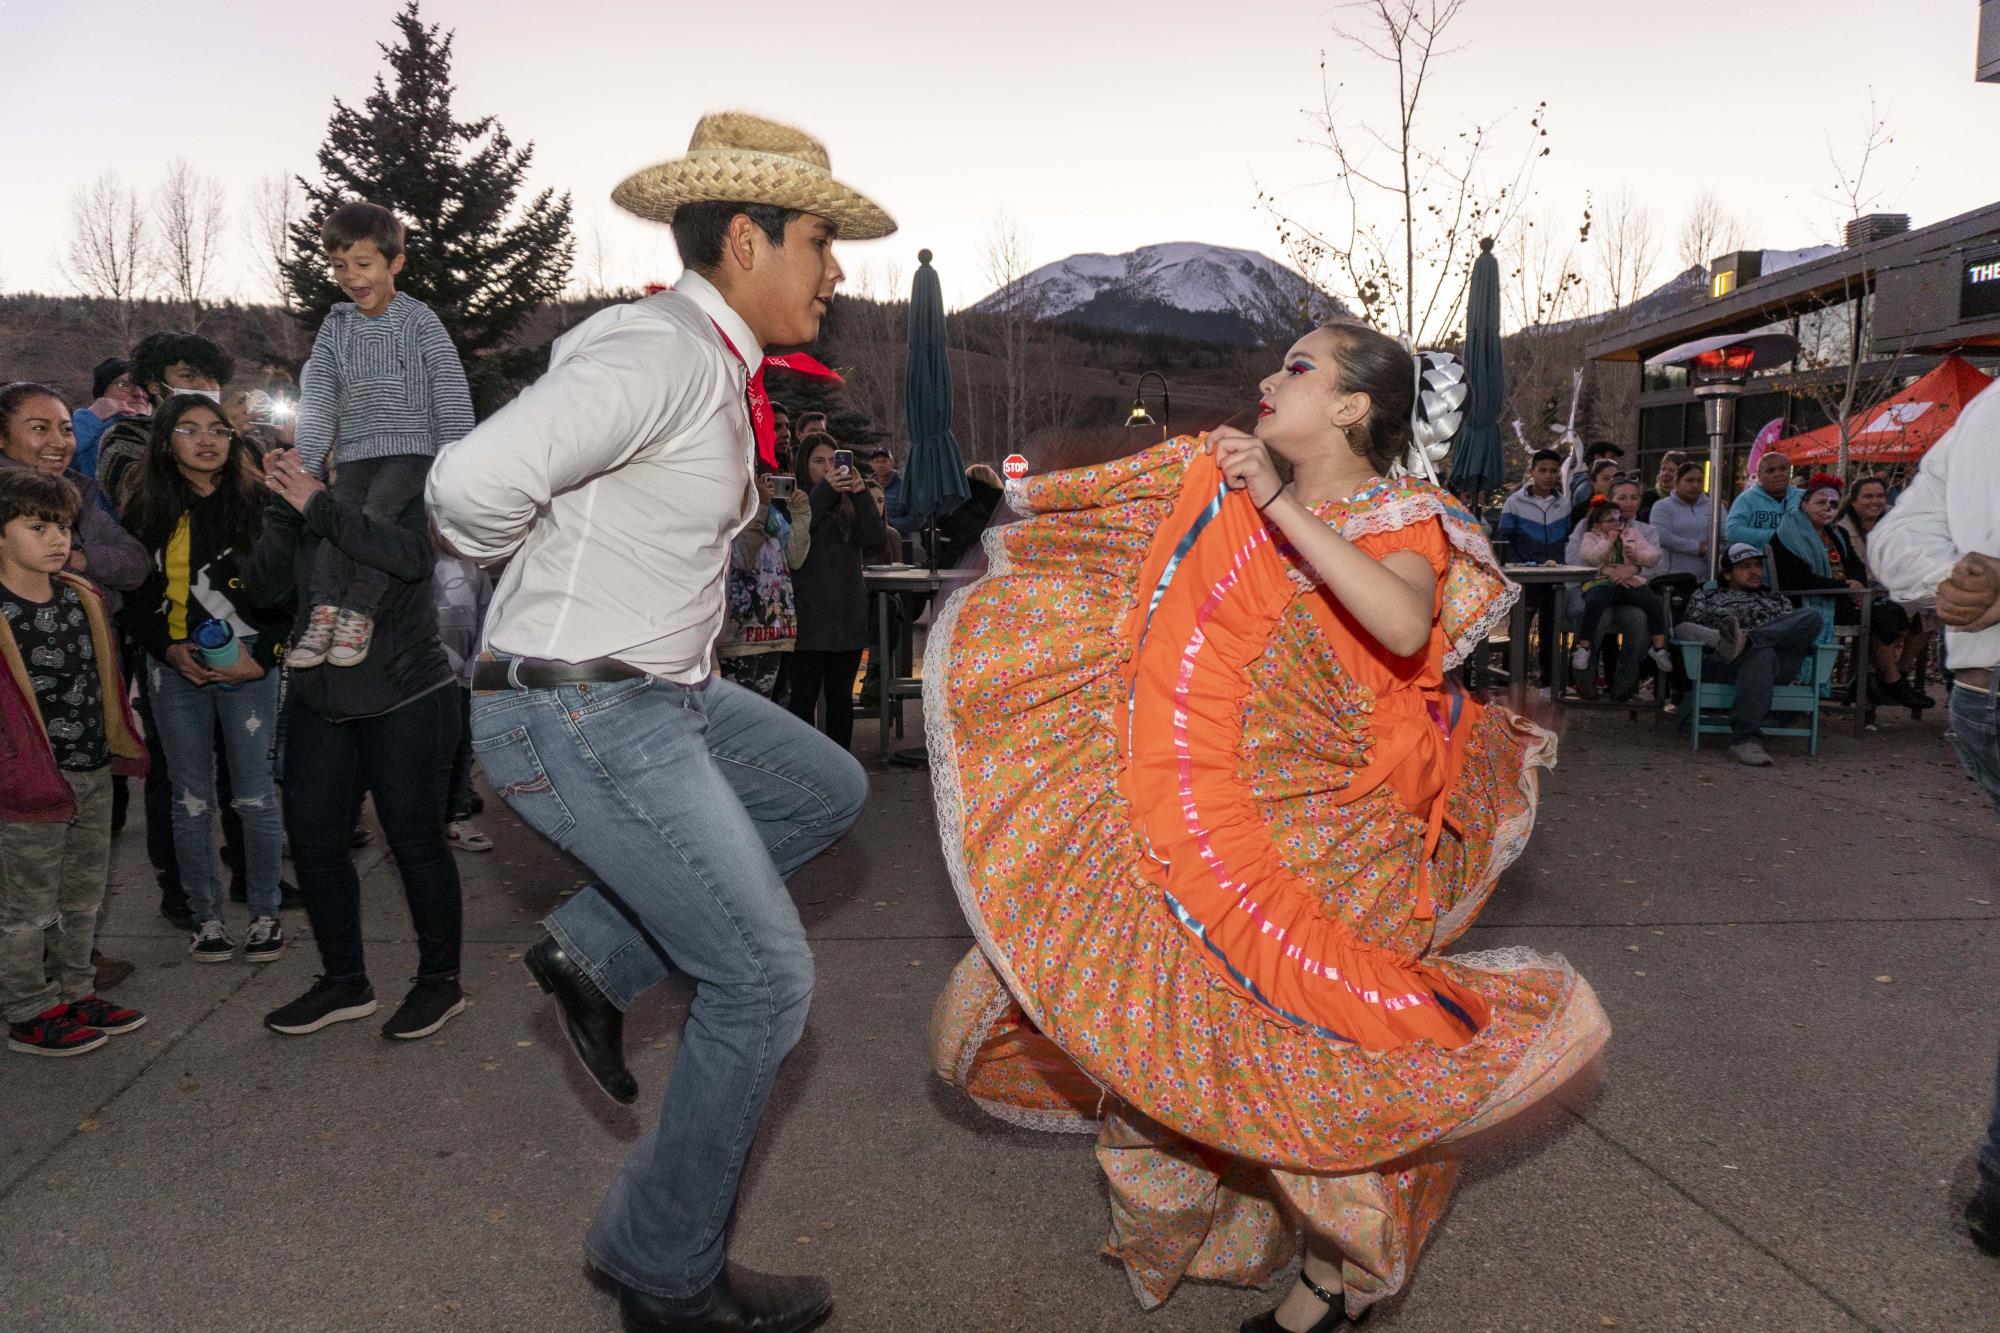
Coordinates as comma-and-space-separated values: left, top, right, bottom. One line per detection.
1964, 244, 2000, 321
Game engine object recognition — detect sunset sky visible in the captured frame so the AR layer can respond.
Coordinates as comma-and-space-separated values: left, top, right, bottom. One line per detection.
1, 0, 1994, 314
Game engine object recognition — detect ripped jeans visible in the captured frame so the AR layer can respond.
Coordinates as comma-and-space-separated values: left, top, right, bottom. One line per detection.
147, 657, 283, 924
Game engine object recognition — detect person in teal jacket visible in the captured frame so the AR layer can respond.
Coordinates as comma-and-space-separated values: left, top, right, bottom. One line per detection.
1724, 450, 1801, 550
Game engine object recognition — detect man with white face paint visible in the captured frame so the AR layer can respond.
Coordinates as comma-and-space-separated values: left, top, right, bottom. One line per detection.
430, 112, 893, 1333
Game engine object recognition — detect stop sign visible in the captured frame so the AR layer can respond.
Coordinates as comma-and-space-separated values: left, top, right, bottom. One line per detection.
1002, 453, 1029, 480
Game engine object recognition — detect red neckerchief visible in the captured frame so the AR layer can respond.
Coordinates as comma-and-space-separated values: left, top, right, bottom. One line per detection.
644, 283, 843, 468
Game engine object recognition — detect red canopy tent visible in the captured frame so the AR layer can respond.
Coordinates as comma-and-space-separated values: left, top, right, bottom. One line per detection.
1780, 356, 1994, 465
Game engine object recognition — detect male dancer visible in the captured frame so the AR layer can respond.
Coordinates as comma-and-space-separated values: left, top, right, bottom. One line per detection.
1872, 376, 2000, 1259
428, 113, 893, 1333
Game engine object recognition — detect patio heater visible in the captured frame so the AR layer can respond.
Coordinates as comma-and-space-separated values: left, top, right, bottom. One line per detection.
1645, 332, 1796, 580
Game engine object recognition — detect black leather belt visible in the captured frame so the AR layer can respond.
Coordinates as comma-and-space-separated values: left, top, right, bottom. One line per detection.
472, 656, 648, 692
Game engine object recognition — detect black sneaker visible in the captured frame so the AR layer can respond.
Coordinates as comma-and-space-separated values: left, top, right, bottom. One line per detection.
189, 919, 236, 963
159, 899, 194, 932
265, 975, 377, 1035
381, 977, 465, 1041
242, 917, 285, 964
1970, 1190, 2000, 1258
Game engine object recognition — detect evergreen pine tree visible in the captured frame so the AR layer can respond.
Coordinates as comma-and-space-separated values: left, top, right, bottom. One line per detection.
282, 1, 574, 413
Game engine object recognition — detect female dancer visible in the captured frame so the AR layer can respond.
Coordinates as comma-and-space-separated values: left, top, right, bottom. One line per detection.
927, 321, 1608, 1329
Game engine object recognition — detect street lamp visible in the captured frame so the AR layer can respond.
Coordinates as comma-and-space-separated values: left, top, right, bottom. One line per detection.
1126, 371, 1169, 432
1645, 332, 1797, 580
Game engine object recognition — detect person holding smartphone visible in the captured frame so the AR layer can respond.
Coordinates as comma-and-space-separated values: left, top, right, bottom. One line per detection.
787, 432, 886, 747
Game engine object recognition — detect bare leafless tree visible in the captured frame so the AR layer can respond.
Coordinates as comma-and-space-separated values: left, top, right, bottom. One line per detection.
1790, 97, 1918, 479
979, 211, 1040, 452
61, 172, 154, 342
1594, 188, 1659, 311
248, 173, 302, 306
1264, 0, 1551, 346
1675, 189, 1748, 272
154, 160, 227, 325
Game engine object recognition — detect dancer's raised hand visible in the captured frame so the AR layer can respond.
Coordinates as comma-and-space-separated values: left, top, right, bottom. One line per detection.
1206, 426, 1284, 510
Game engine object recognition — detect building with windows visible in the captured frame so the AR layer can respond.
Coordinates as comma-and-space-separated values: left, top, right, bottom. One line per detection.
1585, 204, 2000, 488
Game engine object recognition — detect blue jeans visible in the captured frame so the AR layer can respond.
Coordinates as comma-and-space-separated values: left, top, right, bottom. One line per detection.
1700, 608, 1822, 743
1947, 682, 2000, 1200
470, 674, 867, 1300
147, 658, 283, 923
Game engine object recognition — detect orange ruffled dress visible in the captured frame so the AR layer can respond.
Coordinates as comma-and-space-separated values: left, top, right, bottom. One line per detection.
926, 437, 1609, 1315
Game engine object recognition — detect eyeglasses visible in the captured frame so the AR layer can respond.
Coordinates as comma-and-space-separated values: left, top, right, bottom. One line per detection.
171, 424, 236, 442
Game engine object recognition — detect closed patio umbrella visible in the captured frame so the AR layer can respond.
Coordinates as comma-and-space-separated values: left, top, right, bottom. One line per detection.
1451, 237, 1505, 506
904, 249, 971, 567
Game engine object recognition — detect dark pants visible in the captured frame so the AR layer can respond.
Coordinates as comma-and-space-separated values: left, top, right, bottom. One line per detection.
136, 671, 244, 910
1701, 607, 1821, 742
1580, 583, 1668, 642
306, 456, 431, 617
1519, 584, 1558, 682
283, 685, 463, 981
787, 649, 863, 750
445, 685, 476, 821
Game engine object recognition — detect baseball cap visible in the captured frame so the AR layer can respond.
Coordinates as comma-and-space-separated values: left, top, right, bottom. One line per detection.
1725, 542, 1763, 566
91, 356, 131, 399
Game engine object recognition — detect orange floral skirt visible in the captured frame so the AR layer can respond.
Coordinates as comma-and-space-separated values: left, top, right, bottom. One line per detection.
926, 440, 1608, 1314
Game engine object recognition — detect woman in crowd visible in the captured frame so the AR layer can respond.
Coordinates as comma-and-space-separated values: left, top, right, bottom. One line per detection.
717, 464, 810, 698
1774, 473, 1929, 709
243, 445, 465, 1041
0, 383, 148, 613
1838, 474, 1935, 708
928, 322, 1606, 1329
118, 395, 292, 961
787, 432, 886, 749
1572, 496, 1675, 697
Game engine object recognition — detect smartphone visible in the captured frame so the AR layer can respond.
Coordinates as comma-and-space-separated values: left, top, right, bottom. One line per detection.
769, 474, 796, 500
832, 449, 855, 475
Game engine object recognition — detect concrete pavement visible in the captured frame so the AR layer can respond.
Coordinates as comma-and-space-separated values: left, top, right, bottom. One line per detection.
3, 702, 1996, 1331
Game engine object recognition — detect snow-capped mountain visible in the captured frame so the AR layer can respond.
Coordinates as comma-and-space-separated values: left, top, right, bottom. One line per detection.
973, 242, 1339, 346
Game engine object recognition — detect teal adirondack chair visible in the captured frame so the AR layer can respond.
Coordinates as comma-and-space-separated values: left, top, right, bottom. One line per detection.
1676, 638, 1841, 755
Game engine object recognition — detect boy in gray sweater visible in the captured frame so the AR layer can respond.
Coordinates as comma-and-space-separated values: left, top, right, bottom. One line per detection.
288, 202, 474, 669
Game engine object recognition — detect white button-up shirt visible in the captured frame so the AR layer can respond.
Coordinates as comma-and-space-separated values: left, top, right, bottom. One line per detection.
426, 270, 760, 684
1872, 377, 2000, 671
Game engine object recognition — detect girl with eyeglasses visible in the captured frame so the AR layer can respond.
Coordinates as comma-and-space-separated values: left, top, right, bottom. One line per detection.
118, 395, 294, 964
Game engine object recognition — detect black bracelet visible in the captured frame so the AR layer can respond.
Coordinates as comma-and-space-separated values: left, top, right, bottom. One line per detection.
1255, 484, 1287, 513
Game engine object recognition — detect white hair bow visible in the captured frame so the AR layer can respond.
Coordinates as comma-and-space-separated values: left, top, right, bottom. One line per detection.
1395, 350, 1468, 485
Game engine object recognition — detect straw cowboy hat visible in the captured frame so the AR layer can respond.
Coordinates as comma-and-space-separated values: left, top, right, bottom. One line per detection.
612, 111, 897, 240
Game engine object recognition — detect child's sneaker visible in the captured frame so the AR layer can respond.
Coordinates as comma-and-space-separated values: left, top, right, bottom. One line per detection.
243, 916, 285, 964
1648, 645, 1676, 674
446, 820, 493, 853
7, 1004, 107, 1057
287, 605, 340, 668
189, 918, 236, 963
68, 994, 147, 1035
327, 610, 374, 668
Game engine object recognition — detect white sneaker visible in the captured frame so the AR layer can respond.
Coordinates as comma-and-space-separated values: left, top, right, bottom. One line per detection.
1728, 740, 1774, 767
1648, 645, 1676, 673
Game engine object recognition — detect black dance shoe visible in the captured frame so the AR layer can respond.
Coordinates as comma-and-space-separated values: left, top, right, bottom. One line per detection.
523, 934, 637, 1105
1239, 1270, 1360, 1332
612, 1264, 831, 1333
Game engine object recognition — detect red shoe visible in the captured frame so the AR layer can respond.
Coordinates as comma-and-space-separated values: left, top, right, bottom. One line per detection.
68, 994, 147, 1036
7, 1004, 108, 1057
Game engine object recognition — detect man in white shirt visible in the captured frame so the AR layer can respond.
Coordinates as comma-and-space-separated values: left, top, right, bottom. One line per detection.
1870, 375, 2000, 1261
428, 113, 894, 1333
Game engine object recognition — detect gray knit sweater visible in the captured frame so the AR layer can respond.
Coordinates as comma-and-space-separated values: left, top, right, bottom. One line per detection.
295, 292, 474, 475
